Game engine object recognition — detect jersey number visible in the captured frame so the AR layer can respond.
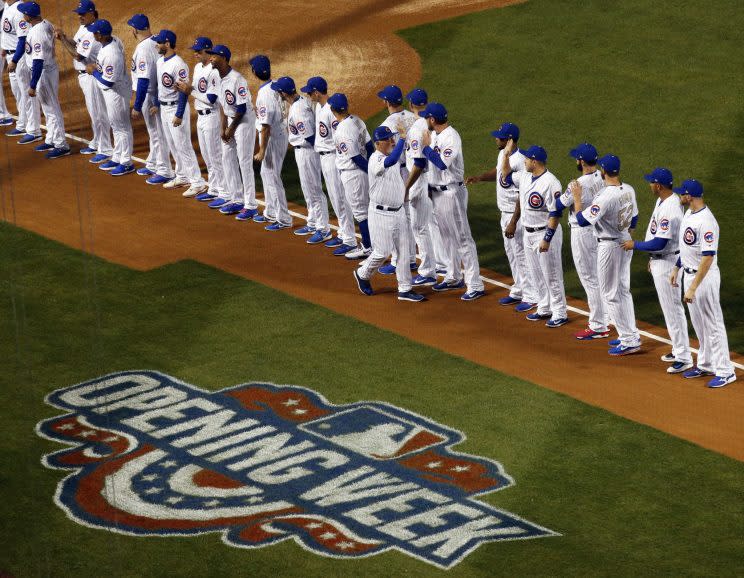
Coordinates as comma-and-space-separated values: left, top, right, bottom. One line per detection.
618, 204, 633, 231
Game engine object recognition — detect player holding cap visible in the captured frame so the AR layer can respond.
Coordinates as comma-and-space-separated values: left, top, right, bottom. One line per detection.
55, 0, 112, 163
669, 180, 736, 388
86, 19, 134, 175
272, 76, 331, 242
419, 102, 485, 301
574, 154, 641, 355
20, 1, 70, 158
353, 124, 424, 303
175, 36, 227, 202
206, 44, 258, 218
330, 92, 374, 259
152, 29, 208, 197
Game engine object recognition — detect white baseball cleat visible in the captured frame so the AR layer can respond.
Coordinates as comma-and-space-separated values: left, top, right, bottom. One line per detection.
345, 247, 372, 260
163, 178, 190, 189
183, 184, 208, 198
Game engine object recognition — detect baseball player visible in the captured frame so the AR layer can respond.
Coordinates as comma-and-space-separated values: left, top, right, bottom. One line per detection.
0, 3, 15, 125
20, 1, 70, 158
353, 124, 424, 303
501, 142, 567, 325
300, 76, 358, 254
6, 0, 41, 144
54, 0, 112, 163
466, 122, 533, 308
552, 143, 609, 339
621, 167, 691, 373
670, 179, 735, 387
418, 102, 485, 301
175, 36, 227, 201
573, 154, 641, 355
250, 54, 291, 228
329, 92, 374, 259
86, 19, 133, 176
205, 44, 257, 218
152, 29, 208, 197
272, 75, 332, 242
128, 14, 172, 183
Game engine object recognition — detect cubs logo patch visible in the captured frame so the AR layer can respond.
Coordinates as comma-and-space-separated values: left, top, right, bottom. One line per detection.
659, 218, 670, 232
590, 204, 601, 216
37, 372, 557, 569
289, 124, 299, 135
131, 58, 136, 72
104, 65, 114, 76
82, 39, 91, 50
410, 139, 419, 151
433, 146, 441, 154
319, 122, 329, 138
499, 174, 514, 189
704, 231, 714, 243
19, 19, 28, 31
528, 192, 544, 209
96, 63, 102, 73
33, 43, 41, 53
25, 42, 32, 54
443, 148, 453, 159
178, 69, 188, 80
198, 78, 208, 93
683, 227, 697, 245
650, 219, 657, 235
339, 142, 348, 154
259, 106, 267, 118
161, 73, 174, 88
139, 61, 146, 72
331, 120, 339, 130
225, 90, 236, 106
296, 121, 305, 133
238, 86, 247, 99
2, 19, 11, 34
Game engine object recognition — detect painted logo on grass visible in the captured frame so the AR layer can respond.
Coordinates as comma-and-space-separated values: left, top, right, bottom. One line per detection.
37, 371, 557, 569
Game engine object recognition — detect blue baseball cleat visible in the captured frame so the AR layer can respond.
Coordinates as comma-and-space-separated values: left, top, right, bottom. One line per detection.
608, 344, 641, 356
46, 147, 71, 159
235, 208, 259, 221
324, 237, 343, 248
499, 296, 522, 306
89, 154, 109, 164
683, 367, 714, 379
461, 290, 486, 302
219, 202, 244, 215
398, 290, 426, 302
35, 143, 54, 152
146, 174, 172, 185
412, 275, 437, 286
0, 117, 14, 126
137, 167, 154, 176
546, 317, 569, 328
252, 214, 269, 223
353, 270, 373, 296
6, 128, 24, 136
99, 160, 118, 171
432, 280, 465, 292
378, 264, 396, 275
293, 225, 314, 236
526, 312, 551, 321
18, 133, 42, 145
111, 163, 135, 176
79, 147, 96, 155
208, 198, 229, 209
333, 243, 357, 256
707, 374, 736, 388
265, 222, 291, 231
515, 302, 536, 313
307, 230, 332, 244
609, 339, 621, 346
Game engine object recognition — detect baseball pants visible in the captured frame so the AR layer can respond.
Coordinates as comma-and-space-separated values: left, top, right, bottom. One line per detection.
339, 168, 371, 248
260, 128, 290, 226
651, 256, 691, 364
430, 184, 484, 292
0, 53, 8, 118
295, 146, 329, 232
36, 67, 67, 149
16, 60, 40, 136
78, 72, 112, 156
142, 96, 173, 178
160, 103, 206, 187
407, 181, 437, 278
196, 110, 226, 196
320, 152, 356, 247
681, 267, 734, 376
357, 206, 413, 293
523, 226, 567, 320
100, 85, 133, 165
221, 117, 256, 206
501, 211, 531, 302
598, 241, 640, 347
4, 53, 25, 130
571, 225, 609, 332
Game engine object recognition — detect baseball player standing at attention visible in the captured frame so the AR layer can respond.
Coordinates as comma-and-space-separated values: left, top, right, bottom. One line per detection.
128, 14, 172, 183
152, 29, 208, 197
7, 0, 41, 144
669, 180, 735, 387
0, 2, 18, 125
621, 168, 692, 373
86, 19, 134, 176
353, 124, 424, 303
205, 44, 258, 218
574, 154, 641, 356
20, 1, 70, 158
2, 0, 27, 133
552, 143, 609, 339
175, 36, 227, 202
329, 92, 374, 259
54, 0, 112, 163
272, 76, 332, 243
418, 102, 485, 301
250, 54, 291, 228
300, 76, 358, 255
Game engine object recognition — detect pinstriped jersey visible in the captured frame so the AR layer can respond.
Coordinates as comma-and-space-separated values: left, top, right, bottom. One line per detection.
73, 24, 99, 72
368, 150, 405, 207
513, 169, 562, 229
644, 194, 684, 249
679, 206, 719, 269
287, 95, 315, 148
156, 53, 189, 102
131, 38, 158, 94
24, 19, 55, 69
1, 2, 25, 51
334, 115, 371, 171
558, 170, 604, 226
314, 102, 336, 154
191, 62, 219, 111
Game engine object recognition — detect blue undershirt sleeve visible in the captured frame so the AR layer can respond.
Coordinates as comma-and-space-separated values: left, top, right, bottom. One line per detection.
384, 138, 406, 168
206, 93, 217, 105
676, 257, 682, 268
133, 78, 150, 111
305, 135, 315, 147
630, 215, 638, 229
702, 251, 716, 256
365, 140, 374, 158
30, 59, 43, 89
13, 36, 25, 63
352, 154, 368, 172
422, 146, 447, 170
413, 158, 426, 169
175, 92, 188, 119
235, 103, 247, 115
576, 211, 591, 227
633, 237, 668, 252
92, 69, 114, 88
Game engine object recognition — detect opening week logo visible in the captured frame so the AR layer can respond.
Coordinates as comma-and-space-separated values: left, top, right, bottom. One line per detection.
37, 372, 557, 569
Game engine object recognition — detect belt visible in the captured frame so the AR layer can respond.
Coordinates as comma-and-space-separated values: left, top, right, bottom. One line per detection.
650, 250, 680, 259
160, 100, 178, 106
375, 204, 402, 212
197, 109, 213, 116
77, 70, 88, 75
598, 237, 618, 242
683, 267, 698, 274
319, 151, 335, 156
525, 226, 546, 233
428, 182, 464, 192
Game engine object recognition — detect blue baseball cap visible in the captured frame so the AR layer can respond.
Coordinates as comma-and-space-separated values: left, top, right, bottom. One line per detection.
644, 167, 673, 188
673, 179, 704, 197
406, 88, 428, 106
190, 37, 212, 51
206, 44, 231, 62
271, 76, 296, 94
152, 29, 177, 46
87, 19, 112, 35
419, 102, 448, 123
377, 85, 403, 105
519, 145, 548, 163
598, 154, 621, 174
373, 126, 397, 142
570, 142, 598, 163
328, 93, 348, 111
250, 54, 271, 75
17, 2, 41, 17
300, 76, 327, 94
127, 14, 149, 30
491, 122, 519, 141
73, 0, 95, 14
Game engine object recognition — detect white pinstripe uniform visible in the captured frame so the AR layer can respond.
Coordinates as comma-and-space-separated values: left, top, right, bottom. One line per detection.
512, 168, 567, 320
499, 149, 532, 302
0, 2, 12, 119
256, 81, 290, 225
287, 95, 329, 232
93, 36, 132, 165
2, 3, 36, 134
334, 115, 371, 223
191, 61, 226, 196
13, 13, 40, 135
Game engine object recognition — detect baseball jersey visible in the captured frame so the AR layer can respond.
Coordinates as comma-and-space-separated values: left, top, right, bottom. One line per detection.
368, 150, 405, 207
679, 206, 719, 270
217, 68, 254, 121
314, 102, 336, 154
96, 37, 128, 92
1, 1, 25, 52
405, 117, 429, 173
156, 53, 189, 102
558, 170, 604, 226
427, 126, 465, 186
287, 95, 315, 148
24, 19, 55, 69
334, 115, 371, 171
255, 80, 285, 131
73, 24, 100, 72
497, 150, 526, 212
131, 38, 158, 94
512, 169, 562, 229
580, 183, 638, 241
191, 62, 219, 112
643, 194, 684, 251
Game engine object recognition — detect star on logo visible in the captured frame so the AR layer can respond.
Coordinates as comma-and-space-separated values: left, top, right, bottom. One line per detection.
426, 461, 442, 469
282, 399, 300, 406
451, 465, 470, 473
319, 532, 337, 540
293, 409, 308, 415
78, 430, 96, 438
56, 423, 75, 431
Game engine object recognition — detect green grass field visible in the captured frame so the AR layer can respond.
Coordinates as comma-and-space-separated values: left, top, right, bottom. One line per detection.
1, 221, 743, 577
